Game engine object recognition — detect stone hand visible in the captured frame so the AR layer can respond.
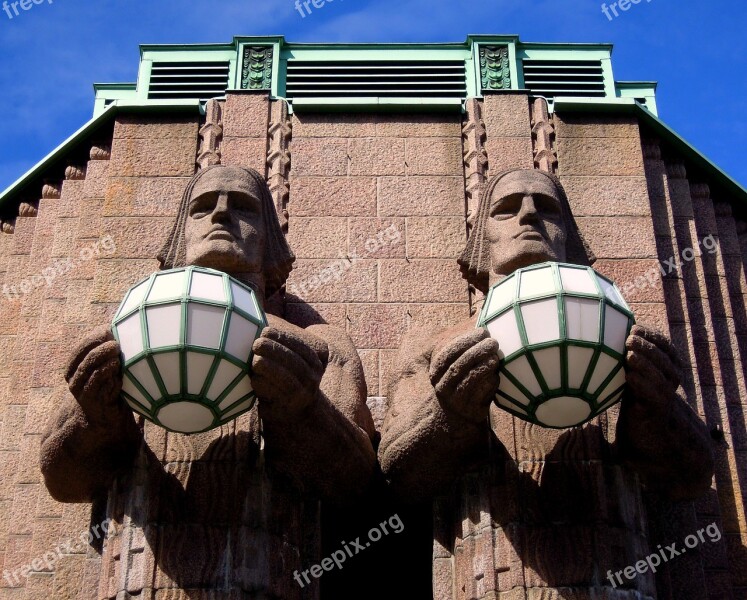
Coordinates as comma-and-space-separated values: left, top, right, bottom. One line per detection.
624, 324, 681, 411
252, 316, 329, 421
429, 328, 501, 423
65, 325, 128, 427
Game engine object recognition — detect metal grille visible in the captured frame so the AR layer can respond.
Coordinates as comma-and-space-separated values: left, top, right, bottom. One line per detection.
522, 59, 606, 99
148, 62, 230, 100
285, 60, 467, 98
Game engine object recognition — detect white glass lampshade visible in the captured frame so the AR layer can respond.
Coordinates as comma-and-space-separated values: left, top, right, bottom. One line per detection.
478, 262, 635, 429
111, 266, 266, 434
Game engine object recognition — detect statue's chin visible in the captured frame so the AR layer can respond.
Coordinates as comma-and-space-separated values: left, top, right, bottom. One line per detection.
187, 240, 259, 274
490, 241, 563, 279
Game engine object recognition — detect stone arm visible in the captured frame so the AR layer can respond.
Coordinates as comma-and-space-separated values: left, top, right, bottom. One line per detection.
616, 325, 715, 501
40, 327, 142, 503
378, 322, 499, 503
254, 318, 378, 506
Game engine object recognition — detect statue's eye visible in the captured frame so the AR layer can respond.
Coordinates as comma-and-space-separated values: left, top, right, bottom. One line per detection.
230, 192, 260, 214
490, 194, 522, 218
535, 194, 562, 218
189, 193, 217, 218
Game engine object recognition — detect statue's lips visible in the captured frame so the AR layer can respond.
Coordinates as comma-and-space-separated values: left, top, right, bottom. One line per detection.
206, 229, 237, 242
514, 230, 545, 241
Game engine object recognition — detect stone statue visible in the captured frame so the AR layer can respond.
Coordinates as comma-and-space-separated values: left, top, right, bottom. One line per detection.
379, 168, 715, 597
40, 166, 377, 595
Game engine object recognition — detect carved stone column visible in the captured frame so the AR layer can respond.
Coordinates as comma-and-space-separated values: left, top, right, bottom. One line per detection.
97, 411, 321, 599
433, 408, 656, 599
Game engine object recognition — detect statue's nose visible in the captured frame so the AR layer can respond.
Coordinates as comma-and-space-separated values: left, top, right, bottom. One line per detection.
518, 195, 539, 221
211, 192, 231, 220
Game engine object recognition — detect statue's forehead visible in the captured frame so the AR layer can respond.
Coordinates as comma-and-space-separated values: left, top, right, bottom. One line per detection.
190, 169, 262, 199
490, 171, 560, 200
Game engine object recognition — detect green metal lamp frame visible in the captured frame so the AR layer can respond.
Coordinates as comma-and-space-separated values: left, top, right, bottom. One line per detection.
477, 261, 635, 429
111, 266, 267, 433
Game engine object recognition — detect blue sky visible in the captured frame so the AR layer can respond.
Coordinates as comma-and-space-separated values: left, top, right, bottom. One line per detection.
0, 0, 745, 193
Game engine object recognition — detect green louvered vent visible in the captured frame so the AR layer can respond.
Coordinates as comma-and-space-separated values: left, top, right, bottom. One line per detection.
285, 60, 467, 98
522, 59, 606, 98
148, 62, 230, 100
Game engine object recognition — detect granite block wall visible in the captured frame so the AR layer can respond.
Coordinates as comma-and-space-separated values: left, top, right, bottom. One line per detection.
0, 90, 744, 599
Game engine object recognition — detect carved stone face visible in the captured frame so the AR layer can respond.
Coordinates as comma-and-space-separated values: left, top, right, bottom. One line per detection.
185, 167, 266, 275
485, 170, 567, 281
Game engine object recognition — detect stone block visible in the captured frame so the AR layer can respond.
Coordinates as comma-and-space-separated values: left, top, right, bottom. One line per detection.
555, 113, 640, 139
406, 138, 462, 176
10, 485, 39, 535
349, 138, 405, 176
289, 176, 376, 217
347, 304, 408, 349
11, 219, 35, 256
104, 177, 189, 218
221, 137, 267, 173
113, 116, 199, 140
348, 218, 405, 258
575, 217, 658, 259
222, 93, 270, 138
561, 176, 651, 217
100, 217, 173, 259
629, 302, 669, 333
379, 260, 467, 302
483, 94, 532, 138
286, 217, 347, 259
290, 138, 348, 176
0, 405, 27, 451
82, 160, 109, 199
593, 259, 666, 303
92, 259, 158, 303
109, 138, 196, 178
378, 176, 464, 216
485, 137, 534, 174
408, 302, 468, 332
286, 258, 377, 303
293, 113, 376, 138
557, 137, 645, 177
376, 114, 461, 137
406, 216, 466, 258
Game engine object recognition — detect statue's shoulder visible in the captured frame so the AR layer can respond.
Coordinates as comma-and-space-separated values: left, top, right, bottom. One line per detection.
304, 322, 359, 366
396, 315, 478, 370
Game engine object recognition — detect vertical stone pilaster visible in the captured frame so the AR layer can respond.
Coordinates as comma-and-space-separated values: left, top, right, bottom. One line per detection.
530, 97, 557, 174
461, 98, 488, 312
196, 99, 223, 170
461, 98, 488, 230
267, 99, 292, 233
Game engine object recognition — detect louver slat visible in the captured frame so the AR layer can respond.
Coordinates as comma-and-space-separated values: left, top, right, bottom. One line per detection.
148, 62, 230, 100
522, 59, 606, 99
285, 60, 467, 98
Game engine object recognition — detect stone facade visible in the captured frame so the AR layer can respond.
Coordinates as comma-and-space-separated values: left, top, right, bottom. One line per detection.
0, 90, 745, 599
